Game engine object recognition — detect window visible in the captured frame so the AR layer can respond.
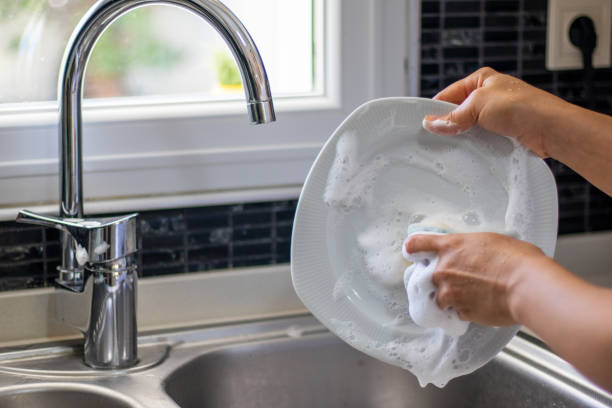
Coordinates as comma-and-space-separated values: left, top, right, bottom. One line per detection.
0, 0, 319, 104
0, 0, 411, 219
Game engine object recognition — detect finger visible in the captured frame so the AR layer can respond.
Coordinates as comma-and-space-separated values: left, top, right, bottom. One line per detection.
433, 67, 497, 104
404, 233, 445, 254
432, 76, 474, 105
435, 286, 454, 310
431, 268, 448, 288
456, 309, 469, 321
423, 90, 481, 135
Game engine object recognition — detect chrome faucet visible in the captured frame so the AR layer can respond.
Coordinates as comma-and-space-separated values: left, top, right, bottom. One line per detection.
16, 0, 274, 369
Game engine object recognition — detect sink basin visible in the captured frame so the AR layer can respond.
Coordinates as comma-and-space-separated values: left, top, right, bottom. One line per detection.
0, 315, 609, 408
164, 332, 612, 408
0, 384, 141, 408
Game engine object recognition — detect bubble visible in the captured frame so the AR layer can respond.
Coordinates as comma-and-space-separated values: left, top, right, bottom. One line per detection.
416, 214, 426, 222
462, 211, 481, 226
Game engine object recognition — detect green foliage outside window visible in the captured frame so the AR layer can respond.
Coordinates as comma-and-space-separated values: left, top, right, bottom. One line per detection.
214, 51, 242, 87
88, 8, 182, 79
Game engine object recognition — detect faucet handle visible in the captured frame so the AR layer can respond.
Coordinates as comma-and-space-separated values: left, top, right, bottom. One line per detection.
17, 209, 139, 266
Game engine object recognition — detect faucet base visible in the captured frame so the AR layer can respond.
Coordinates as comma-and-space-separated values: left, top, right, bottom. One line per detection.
83, 260, 138, 369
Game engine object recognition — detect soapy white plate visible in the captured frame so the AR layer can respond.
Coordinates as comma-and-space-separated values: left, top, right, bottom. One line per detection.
291, 97, 558, 384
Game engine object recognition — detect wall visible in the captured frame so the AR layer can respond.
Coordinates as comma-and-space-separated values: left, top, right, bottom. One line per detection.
0, 0, 611, 292
420, 0, 612, 234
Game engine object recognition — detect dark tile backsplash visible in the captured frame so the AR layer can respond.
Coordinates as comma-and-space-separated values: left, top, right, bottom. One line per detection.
0, 200, 296, 291
421, 0, 612, 235
1, 0, 611, 291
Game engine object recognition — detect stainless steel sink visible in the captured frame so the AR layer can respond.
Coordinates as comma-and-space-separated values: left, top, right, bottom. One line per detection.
0, 384, 141, 408
163, 332, 612, 408
0, 315, 610, 408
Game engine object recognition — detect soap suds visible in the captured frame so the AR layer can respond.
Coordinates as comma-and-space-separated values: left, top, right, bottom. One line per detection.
504, 142, 533, 240
94, 241, 110, 255
75, 244, 88, 266
402, 230, 469, 338
287, 325, 305, 338
324, 131, 390, 210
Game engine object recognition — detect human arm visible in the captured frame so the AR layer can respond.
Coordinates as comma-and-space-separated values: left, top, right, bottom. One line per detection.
423, 67, 612, 196
405, 232, 612, 392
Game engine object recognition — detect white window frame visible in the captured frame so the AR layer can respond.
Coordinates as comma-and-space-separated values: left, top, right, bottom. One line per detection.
0, 0, 417, 220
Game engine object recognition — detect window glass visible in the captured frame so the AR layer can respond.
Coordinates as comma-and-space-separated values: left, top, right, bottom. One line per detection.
0, 0, 318, 104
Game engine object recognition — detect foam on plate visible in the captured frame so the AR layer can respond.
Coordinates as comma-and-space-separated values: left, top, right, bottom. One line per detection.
323, 123, 532, 387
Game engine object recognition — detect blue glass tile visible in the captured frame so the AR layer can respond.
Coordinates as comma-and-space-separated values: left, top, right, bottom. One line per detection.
523, 29, 546, 42
233, 226, 272, 242
422, 2, 439, 14
442, 30, 482, 47
445, 1, 480, 13
188, 260, 229, 272
276, 225, 293, 241
485, 15, 517, 27
443, 47, 479, 59
421, 16, 440, 29
140, 211, 185, 232
484, 30, 518, 42
232, 211, 272, 226
142, 264, 186, 277
485, 45, 518, 57
142, 249, 184, 266
0, 245, 44, 264
523, 0, 546, 12
233, 242, 272, 258
444, 16, 480, 29
188, 228, 232, 246
232, 257, 275, 269
142, 233, 183, 249
482, 59, 517, 73
422, 63, 439, 75
188, 245, 230, 263
421, 47, 439, 60
422, 31, 440, 45
485, 1, 519, 13
0, 227, 42, 246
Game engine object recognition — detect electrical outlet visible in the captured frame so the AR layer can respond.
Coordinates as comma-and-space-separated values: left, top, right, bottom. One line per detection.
546, 0, 611, 70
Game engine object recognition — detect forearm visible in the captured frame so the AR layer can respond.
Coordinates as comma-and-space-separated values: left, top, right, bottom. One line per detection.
540, 101, 612, 196
510, 257, 612, 390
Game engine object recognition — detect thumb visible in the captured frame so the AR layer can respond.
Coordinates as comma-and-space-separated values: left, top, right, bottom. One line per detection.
423, 93, 479, 136
404, 233, 445, 255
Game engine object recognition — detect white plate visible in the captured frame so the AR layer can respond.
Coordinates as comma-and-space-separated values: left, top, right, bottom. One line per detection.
291, 97, 558, 386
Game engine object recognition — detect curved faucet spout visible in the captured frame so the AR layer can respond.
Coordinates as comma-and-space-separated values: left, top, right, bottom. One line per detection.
59, 0, 275, 219
39, 0, 275, 369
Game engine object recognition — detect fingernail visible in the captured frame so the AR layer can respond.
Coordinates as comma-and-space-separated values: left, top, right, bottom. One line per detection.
422, 117, 460, 135
401, 238, 411, 259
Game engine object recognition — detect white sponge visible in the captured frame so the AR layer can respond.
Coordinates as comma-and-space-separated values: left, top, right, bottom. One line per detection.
402, 227, 469, 337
